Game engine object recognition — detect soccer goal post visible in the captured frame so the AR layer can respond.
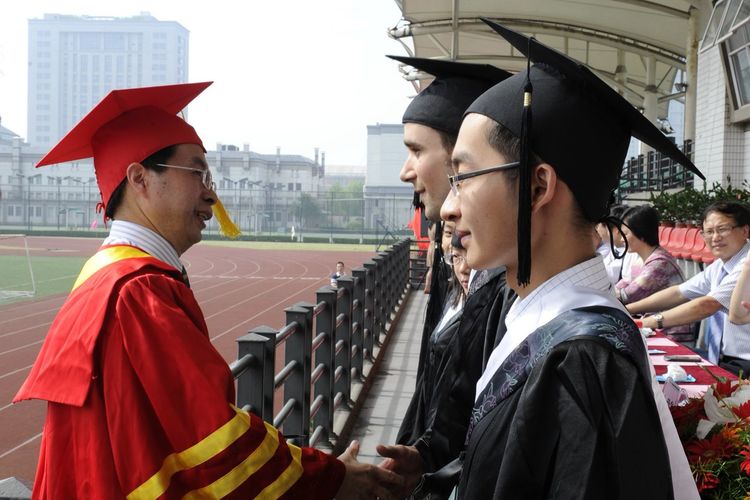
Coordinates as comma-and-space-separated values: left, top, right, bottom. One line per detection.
0, 234, 36, 302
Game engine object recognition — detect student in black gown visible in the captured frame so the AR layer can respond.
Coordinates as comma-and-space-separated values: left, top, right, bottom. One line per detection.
388, 56, 514, 453
380, 21, 704, 499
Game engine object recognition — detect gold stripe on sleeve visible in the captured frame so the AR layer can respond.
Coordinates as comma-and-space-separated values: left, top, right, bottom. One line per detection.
254, 444, 304, 499
127, 405, 250, 500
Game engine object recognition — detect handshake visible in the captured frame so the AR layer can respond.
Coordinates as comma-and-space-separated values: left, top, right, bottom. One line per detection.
335, 441, 424, 499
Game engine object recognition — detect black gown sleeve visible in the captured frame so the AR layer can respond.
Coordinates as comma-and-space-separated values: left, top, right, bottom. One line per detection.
459, 338, 673, 500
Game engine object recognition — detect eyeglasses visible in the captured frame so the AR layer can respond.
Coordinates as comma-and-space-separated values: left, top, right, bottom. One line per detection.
448, 161, 520, 196
443, 252, 466, 266
700, 225, 738, 239
157, 163, 216, 191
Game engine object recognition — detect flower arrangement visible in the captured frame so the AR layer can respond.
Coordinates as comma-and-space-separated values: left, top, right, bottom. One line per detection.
670, 373, 750, 498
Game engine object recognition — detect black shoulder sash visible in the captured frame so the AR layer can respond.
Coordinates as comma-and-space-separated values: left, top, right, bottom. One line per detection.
466, 306, 650, 441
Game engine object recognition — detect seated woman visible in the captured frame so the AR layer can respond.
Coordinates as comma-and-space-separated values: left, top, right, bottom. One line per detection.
616, 205, 693, 343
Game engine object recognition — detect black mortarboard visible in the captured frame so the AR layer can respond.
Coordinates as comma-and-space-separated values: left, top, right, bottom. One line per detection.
468, 19, 704, 285
388, 55, 511, 137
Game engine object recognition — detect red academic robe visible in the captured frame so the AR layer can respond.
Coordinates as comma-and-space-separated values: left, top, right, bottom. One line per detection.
14, 244, 344, 499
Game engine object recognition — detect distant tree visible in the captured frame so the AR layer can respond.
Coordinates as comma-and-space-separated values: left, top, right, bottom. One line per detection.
291, 193, 324, 228
329, 181, 364, 222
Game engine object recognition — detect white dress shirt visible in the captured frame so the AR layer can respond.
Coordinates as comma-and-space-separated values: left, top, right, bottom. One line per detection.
680, 240, 750, 358
477, 255, 699, 500
102, 220, 183, 271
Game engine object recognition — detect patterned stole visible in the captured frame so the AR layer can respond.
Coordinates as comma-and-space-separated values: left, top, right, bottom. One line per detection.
466, 306, 650, 442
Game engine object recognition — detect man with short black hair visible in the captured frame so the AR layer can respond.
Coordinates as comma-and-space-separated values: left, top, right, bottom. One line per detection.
14, 82, 401, 499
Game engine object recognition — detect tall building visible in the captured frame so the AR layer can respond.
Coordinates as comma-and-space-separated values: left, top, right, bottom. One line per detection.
27, 12, 189, 148
364, 123, 411, 231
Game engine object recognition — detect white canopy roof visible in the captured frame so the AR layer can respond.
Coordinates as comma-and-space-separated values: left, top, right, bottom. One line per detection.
389, 0, 712, 119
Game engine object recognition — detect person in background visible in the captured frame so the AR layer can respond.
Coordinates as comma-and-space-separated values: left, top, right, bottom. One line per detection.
616, 205, 694, 344
330, 261, 345, 287
629, 201, 750, 374
597, 204, 629, 286
13, 83, 402, 499
398, 221, 469, 464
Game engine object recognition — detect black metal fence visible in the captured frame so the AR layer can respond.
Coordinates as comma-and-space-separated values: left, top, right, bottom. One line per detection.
618, 139, 695, 196
228, 239, 411, 446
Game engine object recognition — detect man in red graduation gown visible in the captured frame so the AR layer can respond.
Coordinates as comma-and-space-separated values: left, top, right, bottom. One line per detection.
13, 82, 401, 499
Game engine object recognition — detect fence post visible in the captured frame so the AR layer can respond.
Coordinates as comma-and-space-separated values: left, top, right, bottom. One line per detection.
363, 260, 376, 359
351, 267, 366, 379
335, 276, 354, 404
313, 286, 336, 442
284, 302, 313, 446
236, 325, 277, 423
372, 255, 385, 344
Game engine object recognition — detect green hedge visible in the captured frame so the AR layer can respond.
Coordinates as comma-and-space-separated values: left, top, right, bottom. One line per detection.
649, 178, 750, 223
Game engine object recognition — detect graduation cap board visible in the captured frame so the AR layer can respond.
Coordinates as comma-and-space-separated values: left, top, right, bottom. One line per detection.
388, 55, 512, 137
35, 82, 240, 238
466, 19, 704, 285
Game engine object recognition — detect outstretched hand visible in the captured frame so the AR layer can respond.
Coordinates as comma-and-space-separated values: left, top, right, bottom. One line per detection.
335, 440, 404, 500
376, 444, 423, 497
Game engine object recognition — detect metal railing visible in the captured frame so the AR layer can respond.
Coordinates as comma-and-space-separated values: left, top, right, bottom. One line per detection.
618, 139, 695, 196
229, 239, 411, 447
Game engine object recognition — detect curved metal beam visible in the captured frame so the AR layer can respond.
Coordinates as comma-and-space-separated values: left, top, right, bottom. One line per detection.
389, 17, 686, 67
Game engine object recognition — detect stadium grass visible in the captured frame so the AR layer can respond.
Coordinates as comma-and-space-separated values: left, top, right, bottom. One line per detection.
0, 255, 85, 303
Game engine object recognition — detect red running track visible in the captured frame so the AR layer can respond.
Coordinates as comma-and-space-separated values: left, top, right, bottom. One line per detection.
0, 236, 373, 481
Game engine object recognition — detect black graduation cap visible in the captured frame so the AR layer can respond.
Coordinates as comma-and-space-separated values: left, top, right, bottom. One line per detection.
468, 19, 704, 285
388, 55, 511, 136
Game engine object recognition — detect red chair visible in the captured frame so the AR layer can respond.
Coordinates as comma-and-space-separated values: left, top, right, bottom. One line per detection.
665, 226, 688, 258
659, 226, 673, 248
676, 228, 700, 260
691, 233, 715, 266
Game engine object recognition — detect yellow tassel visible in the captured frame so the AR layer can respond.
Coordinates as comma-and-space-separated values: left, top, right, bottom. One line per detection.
212, 198, 241, 239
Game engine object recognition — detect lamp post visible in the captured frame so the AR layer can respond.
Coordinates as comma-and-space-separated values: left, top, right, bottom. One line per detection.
248, 180, 262, 233
16, 174, 27, 231
48, 176, 61, 230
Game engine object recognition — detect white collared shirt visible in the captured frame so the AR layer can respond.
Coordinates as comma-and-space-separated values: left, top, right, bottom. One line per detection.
102, 220, 183, 271
477, 255, 699, 500
680, 240, 750, 358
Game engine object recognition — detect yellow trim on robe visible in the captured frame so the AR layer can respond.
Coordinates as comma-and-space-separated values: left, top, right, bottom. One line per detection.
254, 444, 304, 500
182, 420, 284, 499
127, 406, 251, 500
72, 246, 151, 291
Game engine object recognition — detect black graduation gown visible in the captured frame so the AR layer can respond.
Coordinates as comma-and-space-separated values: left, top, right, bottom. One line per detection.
458, 307, 673, 500
397, 301, 463, 447
409, 268, 515, 499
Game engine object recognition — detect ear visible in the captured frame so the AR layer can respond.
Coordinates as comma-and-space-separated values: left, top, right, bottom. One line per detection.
529, 163, 558, 214
125, 162, 148, 194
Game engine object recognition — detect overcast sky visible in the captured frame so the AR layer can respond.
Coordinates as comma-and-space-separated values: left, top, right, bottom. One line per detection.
0, 1, 414, 166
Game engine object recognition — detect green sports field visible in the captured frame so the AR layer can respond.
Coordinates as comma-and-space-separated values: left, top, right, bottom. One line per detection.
0, 255, 86, 303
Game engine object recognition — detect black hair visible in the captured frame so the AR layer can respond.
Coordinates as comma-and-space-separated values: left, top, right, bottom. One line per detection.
702, 201, 750, 228
105, 145, 176, 219
623, 205, 660, 247
485, 120, 590, 230
437, 129, 458, 153
337, 261, 344, 267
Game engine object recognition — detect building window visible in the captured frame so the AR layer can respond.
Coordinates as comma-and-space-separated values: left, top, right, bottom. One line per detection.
702, 0, 750, 117
296, 183, 302, 191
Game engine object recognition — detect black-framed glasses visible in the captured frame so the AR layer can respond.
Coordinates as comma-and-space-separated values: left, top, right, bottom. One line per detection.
157, 163, 216, 191
448, 161, 520, 195
443, 252, 466, 266
700, 225, 738, 239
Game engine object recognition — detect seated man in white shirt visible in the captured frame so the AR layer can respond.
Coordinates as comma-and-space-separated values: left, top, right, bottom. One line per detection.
629, 201, 750, 373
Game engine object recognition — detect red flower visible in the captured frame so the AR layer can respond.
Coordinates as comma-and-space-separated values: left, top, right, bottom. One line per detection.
740, 447, 750, 475
694, 470, 721, 492
735, 401, 750, 419
715, 379, 734, 398
687, 432, 736, 463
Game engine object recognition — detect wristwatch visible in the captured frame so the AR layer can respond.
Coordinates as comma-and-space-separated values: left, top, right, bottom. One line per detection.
653, 313, 664, 330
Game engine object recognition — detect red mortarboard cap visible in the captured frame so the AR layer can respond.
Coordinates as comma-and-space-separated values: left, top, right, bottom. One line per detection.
36, 82, 212, 209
